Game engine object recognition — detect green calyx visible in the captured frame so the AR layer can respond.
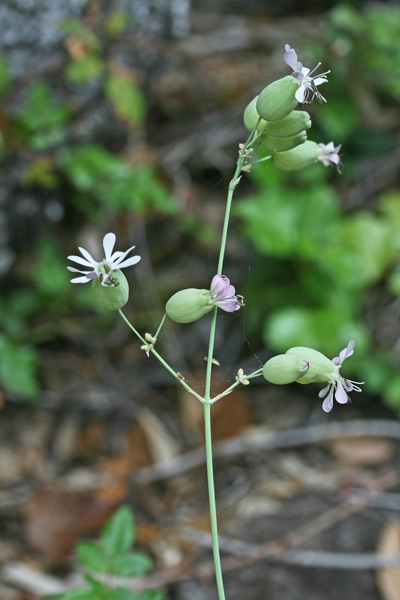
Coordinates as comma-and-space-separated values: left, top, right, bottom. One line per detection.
286, 347, 335, 383
271, 140, 319, 171
256, 76, 300, 122
92, 270, 129, 311
264, 110, 311, 138
261, 130, 306, 152
262, 354, 310, 385
165, 288, 213, 323
243, 96, 268, 133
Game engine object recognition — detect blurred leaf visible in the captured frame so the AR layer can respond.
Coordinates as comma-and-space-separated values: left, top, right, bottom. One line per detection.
132, 591, 164, 600
33, 238, 70, 305
318, 98, 359, 140
106, 73, 145, 127
110, 552, 153, 577
101, 505, 135, 557
83, 574, 108, 595
0, 55, 11, 94
22, 158, 58, 188
66, 56, 104, 84
60, 588, 103, 600
76, 542, 109, 573
0, 335, 39, 400
110, 590, 137, 600
104, 11, 131, 38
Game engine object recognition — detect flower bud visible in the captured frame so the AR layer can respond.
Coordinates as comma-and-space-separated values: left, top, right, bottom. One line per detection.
264, 110, 311, 138
286, 347, 335, 383
166, 288, 213, 323
243, 96, 268, 133
261, 130, 306, 152
271, 140, 319, 171
256, 76, 300, 122
262, 354, 310, 385
92, 270, 129, 311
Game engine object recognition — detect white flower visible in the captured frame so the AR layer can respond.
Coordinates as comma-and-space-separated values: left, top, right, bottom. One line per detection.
317, 141, 342, 169
67, 232, 141, 286
284, 44, 329, 104
318, 340, 363, 413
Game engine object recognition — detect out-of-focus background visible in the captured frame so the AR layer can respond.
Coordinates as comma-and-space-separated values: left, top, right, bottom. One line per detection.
1, 1, 400, 599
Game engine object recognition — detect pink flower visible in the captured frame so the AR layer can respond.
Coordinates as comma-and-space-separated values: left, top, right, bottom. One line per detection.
284, 44, 329, 104
67, 232, 141, 286
318, 340, 363, 413
210, 275, 242, 312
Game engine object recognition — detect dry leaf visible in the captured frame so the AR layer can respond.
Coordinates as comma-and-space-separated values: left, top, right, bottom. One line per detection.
137, 408, 180, 464
376, 521, 400, 600
329, 436, 395, 466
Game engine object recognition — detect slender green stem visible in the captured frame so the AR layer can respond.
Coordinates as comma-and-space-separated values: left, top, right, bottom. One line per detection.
204, 400, 225, 600
210, 367, 264, 403
155, 313, 167, 338
118, 309, 202, 401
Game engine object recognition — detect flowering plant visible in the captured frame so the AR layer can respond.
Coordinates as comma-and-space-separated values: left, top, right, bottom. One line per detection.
68, 44, 358, 600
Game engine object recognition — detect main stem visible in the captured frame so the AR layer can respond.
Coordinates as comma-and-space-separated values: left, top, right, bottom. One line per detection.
203, 133, 256, 599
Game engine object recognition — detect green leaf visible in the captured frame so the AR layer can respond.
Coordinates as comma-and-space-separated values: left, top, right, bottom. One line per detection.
66, 56, 104, 84
105, 74, 145, 127
60, 588, 103, 600
110, 588, 137, 600
101, 505, 135, 557
0, 55, 11, 94
110, 552, 153, 577
104, 11, 131, 38
0, 335, 39, 400
76, 542, 109, 573
83, 574, 108, 595
132, 591, 164, 600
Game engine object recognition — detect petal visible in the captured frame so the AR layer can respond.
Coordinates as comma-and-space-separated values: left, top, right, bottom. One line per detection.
335, 380, 348, 404
313, 76, 328, 86
117, 255, 141, 269
67, 266, 91, 274
67, 254, 95, 268
210, 275, 230, 300
318, 384, 331, 398
339, 340, 355, 364
112, 245, 137, 265
284, 45, 302, 72
103, 233, 116, 260
295, 85, 306, 103
322, 388, 334, 412
70, 275, 92, 284
216, 299, 240, 312
77, 246, 98, 266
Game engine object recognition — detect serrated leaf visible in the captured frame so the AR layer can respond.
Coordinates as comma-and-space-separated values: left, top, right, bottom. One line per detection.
110, 552, 153, 577
76, 542, 109, 573
101, 505, 135, 557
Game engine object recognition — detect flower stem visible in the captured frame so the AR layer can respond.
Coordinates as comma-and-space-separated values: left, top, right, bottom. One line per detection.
118, 309, 202, 401
204, 400, 226, 600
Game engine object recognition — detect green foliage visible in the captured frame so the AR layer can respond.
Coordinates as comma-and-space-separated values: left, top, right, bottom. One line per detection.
56, 506, 162, 600
106, 73, 145, 127
237, 163, 400, 407
0, 55, 11, 94
0, 335, 39, 400
58, 145, 175, 214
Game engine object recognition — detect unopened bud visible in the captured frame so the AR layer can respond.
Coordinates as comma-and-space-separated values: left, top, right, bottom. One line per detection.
166, 288, 213, 323
256, 76, 300, 122
286, 347, 334, 383
262, 354, 309, 385
271, 140, 319, 171
261, 130, 306, 152
243, 96, 268, 133
92, 270, 129, 311
264, 110, 311, 138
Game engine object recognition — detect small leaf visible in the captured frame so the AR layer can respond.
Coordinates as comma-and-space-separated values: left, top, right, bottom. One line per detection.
110, 588, 137, 600
133, 591, 164, 600
110, 552, 153, 577
101, 505, 135, 557
76, 542, 109, 573
60, 588, 103, 600
0, 335, 39, 400
83, 574, 108, 594
105, 73, 145, 127
66, 56, 104, 84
